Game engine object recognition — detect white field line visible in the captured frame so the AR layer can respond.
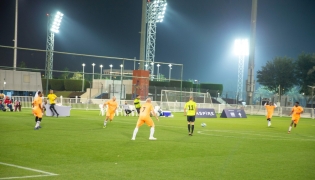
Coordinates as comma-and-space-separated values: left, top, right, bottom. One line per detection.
0, 174, 57, 180
0, 162, 58, 180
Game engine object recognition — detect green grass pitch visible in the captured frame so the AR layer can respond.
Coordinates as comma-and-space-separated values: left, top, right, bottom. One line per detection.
0, 110, 315, 180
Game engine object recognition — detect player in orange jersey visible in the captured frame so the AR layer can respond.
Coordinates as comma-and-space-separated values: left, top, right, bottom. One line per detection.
264, 101, 277, 127
103, 96, 118, 128
288, 102, 304, 134
131, 98, 159, 140
33, 91, 44, 130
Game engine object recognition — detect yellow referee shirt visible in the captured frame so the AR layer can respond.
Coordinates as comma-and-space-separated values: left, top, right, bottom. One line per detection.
184, 100, 197, 116
47, 94, 57, 104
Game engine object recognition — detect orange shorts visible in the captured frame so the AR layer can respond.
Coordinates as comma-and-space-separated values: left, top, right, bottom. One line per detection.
34, 109, 42, 118
267, 113, 273, 119
106, 112, 115, 120
292, 116, 300, 124
136, 117, 154, 127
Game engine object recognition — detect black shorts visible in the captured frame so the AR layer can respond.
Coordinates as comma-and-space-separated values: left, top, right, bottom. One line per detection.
187, 116, 195, 122
136, 108, 140, 114
125, 110, 132, 114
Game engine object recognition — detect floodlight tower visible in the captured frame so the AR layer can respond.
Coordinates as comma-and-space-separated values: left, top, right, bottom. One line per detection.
234, 39, 249, 101
45, 11, 63, 79
145, 0, 167, 78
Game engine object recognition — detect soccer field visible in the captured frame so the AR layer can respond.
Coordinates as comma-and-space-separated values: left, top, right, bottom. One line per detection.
0, 110, 314, 180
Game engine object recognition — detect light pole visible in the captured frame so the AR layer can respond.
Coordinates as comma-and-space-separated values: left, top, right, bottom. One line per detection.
120, 64, 123, 103
150, 62, 154, 80
234, 39, 249, 101
45, 11, 64, 79
308, 85, 315, 108
3, 78, 6, 93
194, 80, 199, 92
82, 63, 85, 92
100, 65, 103, 80
109, 64, 113, 80
156, 64, 160, 81
92, 63, 95, 81
168, 64, 172, 81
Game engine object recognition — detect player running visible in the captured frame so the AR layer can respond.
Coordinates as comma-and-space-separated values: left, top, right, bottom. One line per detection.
33, 91, 44, 130
184, 97, 197, 136
103, 96, 118, 128
264, 101, 277, 127
288, 102, 304, 134
131, 98, 159, 140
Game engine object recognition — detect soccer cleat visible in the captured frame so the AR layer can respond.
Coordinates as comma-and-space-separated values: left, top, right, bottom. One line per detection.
34, 127, 39, 130
38, 126, 42, 128
288, 131, 290, 134
57, 114, 59, 118
149, 137, 157, 140
131, 138, 135, 140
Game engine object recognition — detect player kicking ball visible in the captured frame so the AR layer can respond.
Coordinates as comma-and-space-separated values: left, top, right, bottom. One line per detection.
131, 98, 159, 140
288, 102, 304, 134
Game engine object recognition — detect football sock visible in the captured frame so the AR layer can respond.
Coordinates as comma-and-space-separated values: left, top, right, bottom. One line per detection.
150, 127, 155, 138
188, 124, 191, 132
288, 126, 292, 132
35, 121, 40, 128
132, 127, 139, 139
191, 125, 194, 133
35, 117, 38, 122
104, 120, 107, 126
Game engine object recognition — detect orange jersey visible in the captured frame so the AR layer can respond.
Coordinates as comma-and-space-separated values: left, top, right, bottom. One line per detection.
292, 106, 303, 117
104, 100, 118, 113
139, 103, 154, 118
265, 105, 276, 114
33, 97, 42, 110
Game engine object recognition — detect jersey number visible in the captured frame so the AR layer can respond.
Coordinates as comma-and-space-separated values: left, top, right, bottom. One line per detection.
142, 107, 146, 112
188, 105, 194, 110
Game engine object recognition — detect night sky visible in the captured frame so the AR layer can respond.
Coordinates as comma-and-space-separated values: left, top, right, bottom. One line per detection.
0, 0, 314, 91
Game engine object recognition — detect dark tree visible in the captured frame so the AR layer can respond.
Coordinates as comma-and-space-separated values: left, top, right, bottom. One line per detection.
257, 57, 297, 93
296, 53, 315, 95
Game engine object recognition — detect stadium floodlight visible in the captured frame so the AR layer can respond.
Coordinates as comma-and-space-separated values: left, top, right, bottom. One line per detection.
145, 0, 167, 79
109, 64, 113, 80
82, 63, 85, 92
100, 65, 103, 80
156, 64, 160, 81
45, 11, 64, 95
234, 39, 249, 101
50, 11, 63, 33
168, 64, 172, 81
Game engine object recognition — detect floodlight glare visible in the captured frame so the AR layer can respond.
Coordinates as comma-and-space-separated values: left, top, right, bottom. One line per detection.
234, 39, 249, 56
50, 11, 63, 33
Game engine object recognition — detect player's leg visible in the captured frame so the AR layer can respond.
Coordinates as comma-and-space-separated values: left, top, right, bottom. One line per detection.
49, 105, 55, 116
34, 116, 39, 129
288, 120, 294, 133
190, 116, 195, 136
294, 118, 299, 128
104, 112, 110, 128
132, 119, 144, 140
146, 118, 156, 140
109, 113, 115, 122
187, 116, 191, 135
51, 104, 59, 117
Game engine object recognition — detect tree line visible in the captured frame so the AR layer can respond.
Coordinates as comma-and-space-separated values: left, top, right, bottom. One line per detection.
257, 53, 315, 96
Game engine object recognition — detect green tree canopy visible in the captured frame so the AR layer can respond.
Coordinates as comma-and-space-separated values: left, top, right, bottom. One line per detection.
257, 57, 297, 93
296, 53, 315, 95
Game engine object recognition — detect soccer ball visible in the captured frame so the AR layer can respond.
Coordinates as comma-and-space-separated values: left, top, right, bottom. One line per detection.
201, 123, 206, 127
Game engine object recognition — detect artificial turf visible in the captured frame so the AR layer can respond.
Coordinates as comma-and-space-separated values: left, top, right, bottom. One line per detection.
0, 110, 314, 180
